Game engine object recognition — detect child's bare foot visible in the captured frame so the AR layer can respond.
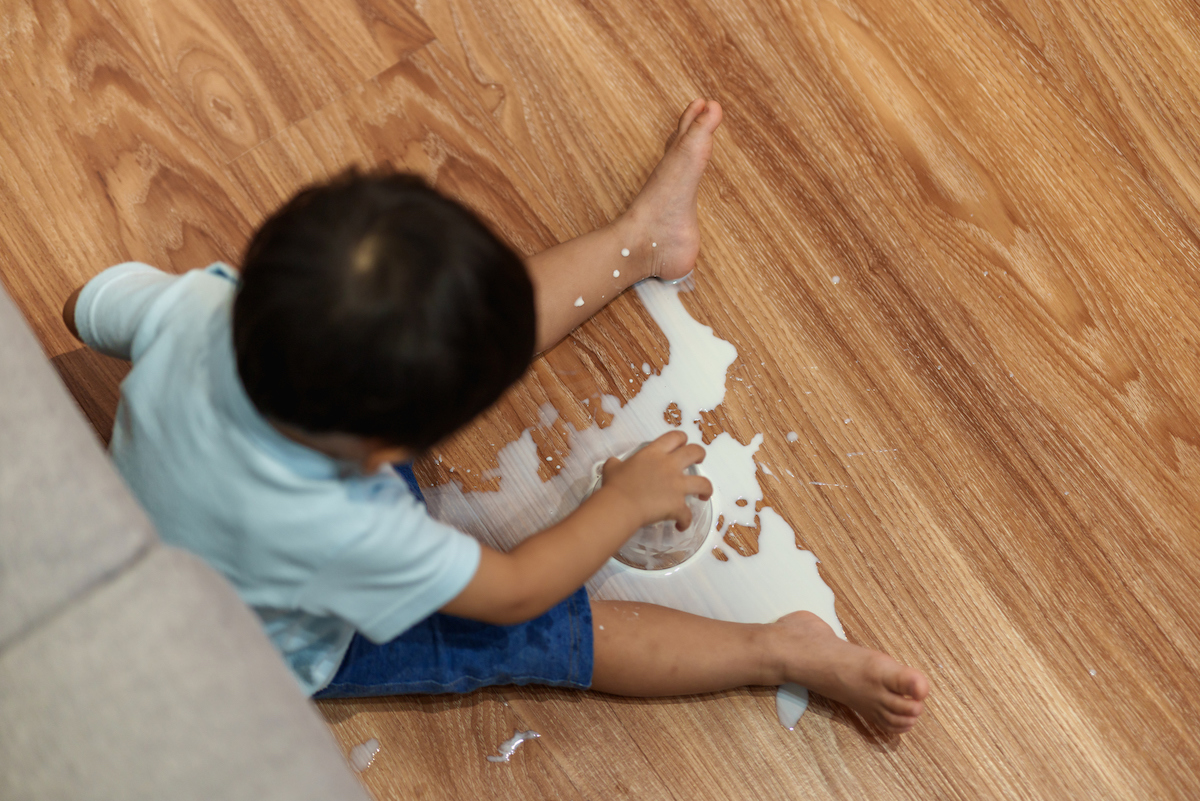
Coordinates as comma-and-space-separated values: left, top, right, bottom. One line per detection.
771, 611, 930, 734
619, 98, 723, 281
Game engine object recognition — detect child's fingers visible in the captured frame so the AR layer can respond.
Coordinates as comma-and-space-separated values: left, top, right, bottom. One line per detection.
672, 502, 694, 532
672, 442, 707, 469
686, 475, 713, 500
600, 456, 624, 480
648, 430, 689, 453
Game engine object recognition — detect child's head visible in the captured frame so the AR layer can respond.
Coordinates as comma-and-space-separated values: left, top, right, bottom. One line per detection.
233, 170, 535, 452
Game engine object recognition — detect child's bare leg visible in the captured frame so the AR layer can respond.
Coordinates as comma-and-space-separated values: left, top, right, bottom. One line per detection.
590, 601, 930, 734
527, 98, 723, 352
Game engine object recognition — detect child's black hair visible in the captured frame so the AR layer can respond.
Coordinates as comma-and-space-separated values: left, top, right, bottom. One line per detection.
233, 169, 535, 452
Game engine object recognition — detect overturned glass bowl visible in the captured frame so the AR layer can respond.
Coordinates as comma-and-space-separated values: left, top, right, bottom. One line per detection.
583, 442, 713, 570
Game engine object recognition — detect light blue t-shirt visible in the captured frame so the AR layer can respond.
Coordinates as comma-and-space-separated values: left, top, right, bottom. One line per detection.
76, 262, 482, 695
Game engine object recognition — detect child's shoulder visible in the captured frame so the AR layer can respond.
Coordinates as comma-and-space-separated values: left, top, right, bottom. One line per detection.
76, 262, 239, 362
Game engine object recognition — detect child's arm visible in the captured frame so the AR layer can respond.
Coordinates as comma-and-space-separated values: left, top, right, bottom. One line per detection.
60, 263, 201, 360
62, 286, 83, 340
440, 430, 711, 625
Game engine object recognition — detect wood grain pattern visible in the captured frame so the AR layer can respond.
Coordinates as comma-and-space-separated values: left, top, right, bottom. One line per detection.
320, 689, 587, 800
102, 0, 433, 160
2, 0, 1198, 797
0, 0, 256, 358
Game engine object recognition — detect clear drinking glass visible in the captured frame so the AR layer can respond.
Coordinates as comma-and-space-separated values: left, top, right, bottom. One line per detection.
584, 442, 713, 570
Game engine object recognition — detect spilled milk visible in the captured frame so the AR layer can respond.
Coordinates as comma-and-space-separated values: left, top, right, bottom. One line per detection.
487, 730, 541, 763
349, 739, 380, 772
425, 280, 844, 728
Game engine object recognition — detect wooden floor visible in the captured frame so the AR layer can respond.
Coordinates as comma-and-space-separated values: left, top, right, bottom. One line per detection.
3, 0, 1199, 797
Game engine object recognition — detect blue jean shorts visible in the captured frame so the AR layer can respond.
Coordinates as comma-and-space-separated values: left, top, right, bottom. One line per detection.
313, 464, 594, 698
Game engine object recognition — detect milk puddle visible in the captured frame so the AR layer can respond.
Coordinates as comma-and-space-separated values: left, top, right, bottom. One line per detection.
425, 280, 844, 727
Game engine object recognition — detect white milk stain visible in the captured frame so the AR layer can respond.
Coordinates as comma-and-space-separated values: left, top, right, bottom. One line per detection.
775, 683, 809, 730
574, 296, 585, 307
786, 431, 799, 442
487, 730, 540, 762
424, 281, 844, 728
621, 248, 631, 257
642, 362, 651, 375
349, 739, 380, 772
831, 276, 841, 284
613, 269, 620, 278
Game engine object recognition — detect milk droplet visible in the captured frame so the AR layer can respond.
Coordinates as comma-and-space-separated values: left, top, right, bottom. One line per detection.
843, 418, 851, 424
621, 248, 630, 257
786, 431, 799, 442
613, 269, 620, 278
486, 730, 540, 763
776, 683, 809, 730
652, 242, 657, 247
349, 739, 380, 772
831, 276, 840, 284
574, 296, 584, 307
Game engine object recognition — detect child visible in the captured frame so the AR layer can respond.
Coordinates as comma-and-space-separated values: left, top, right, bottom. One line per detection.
65, 99, 928, 732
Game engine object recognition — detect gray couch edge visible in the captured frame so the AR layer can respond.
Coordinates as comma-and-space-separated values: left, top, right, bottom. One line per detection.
0, 283, 371, 800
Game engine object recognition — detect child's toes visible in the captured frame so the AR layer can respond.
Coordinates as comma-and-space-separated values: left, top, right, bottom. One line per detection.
885, 666, 930, 701
877, 704, 921, 731
689, 101, 723, 135
884, 694, 924, 719
676, 98, 706, 137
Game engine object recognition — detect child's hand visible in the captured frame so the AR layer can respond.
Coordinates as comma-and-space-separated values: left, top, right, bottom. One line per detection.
599, 431, 713, 531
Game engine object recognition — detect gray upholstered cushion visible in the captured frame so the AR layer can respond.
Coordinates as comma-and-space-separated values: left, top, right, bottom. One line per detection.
0, 286, 153, 647
0, 545, 370, 801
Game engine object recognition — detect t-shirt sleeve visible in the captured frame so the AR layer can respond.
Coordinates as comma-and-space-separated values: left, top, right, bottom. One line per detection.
299, 494, 483, 643
73, 262, 179, 360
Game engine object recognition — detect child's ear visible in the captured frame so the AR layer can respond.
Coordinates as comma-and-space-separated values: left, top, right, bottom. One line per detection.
362, 441, 415, 474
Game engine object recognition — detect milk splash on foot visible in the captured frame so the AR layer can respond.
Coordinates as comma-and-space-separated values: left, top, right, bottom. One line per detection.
424, 281, 844, 728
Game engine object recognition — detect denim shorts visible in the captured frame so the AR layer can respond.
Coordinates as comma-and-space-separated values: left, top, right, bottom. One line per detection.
313, 463, 594, 698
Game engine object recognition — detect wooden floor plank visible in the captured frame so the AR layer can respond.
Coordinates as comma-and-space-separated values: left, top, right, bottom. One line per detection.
226, 42, 562, 255
0, 0, 257, 359
320, 689, 586, 800
98, 0, 434, 162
